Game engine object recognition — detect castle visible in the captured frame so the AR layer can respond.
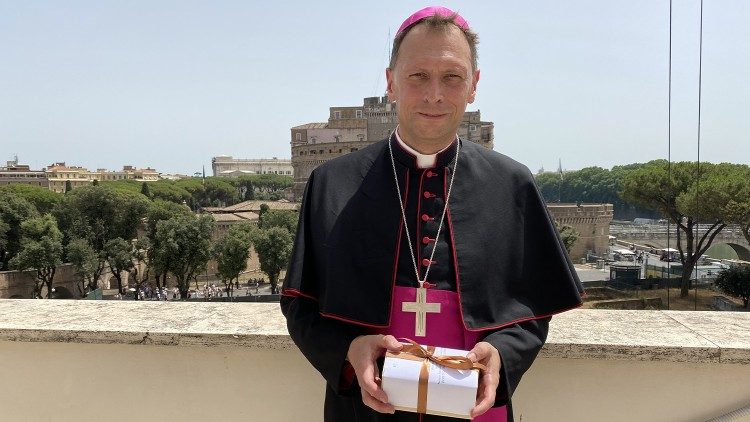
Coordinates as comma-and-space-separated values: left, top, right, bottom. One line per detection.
290, 96, 494, 199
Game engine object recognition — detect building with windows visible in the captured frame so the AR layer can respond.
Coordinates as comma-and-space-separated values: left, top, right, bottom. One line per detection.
211, 156, 293, 178
45, 163, 161, 193
290, 96, 494, 199
0, 159, 49, 188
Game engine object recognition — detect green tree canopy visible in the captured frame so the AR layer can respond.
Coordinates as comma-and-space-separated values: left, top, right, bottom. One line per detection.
66, 238, 100, 297
9, 214, 63, 298
715, 265, 750, 309
554, 221, 580, 253
250, 226, 293, 295
140, 182, 151, 198
620, 160, 747, 297
214, 224, 254, 296
54, 185, 149, 290
0, 193, 40, 270
260, 210, 298, 233
535, 164, 656, 220
0, 184, 62, 215
105, 237, 135, 294
153, 214, 215, 299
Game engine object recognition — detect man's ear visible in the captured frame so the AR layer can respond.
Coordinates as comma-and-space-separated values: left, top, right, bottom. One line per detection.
468, 69, 480, 104
386, 68, 397, 102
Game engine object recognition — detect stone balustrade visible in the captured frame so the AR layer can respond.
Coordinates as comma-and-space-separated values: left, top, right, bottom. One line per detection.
0, 300, 748, 421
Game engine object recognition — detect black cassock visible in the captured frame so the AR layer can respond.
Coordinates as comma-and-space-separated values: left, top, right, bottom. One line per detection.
281, 135, 583, 421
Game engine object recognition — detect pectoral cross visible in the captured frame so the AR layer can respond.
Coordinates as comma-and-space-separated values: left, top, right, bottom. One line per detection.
402, 286, 441, 337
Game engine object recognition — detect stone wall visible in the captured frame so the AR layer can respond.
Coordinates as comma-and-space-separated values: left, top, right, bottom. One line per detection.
547, 203, 614, 260
0, 264, 103, 299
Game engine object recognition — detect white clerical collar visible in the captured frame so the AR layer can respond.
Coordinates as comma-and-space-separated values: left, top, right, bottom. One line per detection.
394, 128, 454, 169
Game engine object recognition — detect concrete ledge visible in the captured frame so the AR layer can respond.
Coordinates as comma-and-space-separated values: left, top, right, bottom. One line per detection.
1, 299, 748, 364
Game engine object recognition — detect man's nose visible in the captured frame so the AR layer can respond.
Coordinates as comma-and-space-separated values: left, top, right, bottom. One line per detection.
423, 78, 444, 103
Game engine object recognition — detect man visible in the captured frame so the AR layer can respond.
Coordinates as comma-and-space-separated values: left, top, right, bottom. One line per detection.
282, 6, 583, 421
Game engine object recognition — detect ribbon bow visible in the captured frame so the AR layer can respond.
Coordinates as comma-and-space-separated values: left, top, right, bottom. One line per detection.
397, 338, 488, 372
385, 339, 486, 415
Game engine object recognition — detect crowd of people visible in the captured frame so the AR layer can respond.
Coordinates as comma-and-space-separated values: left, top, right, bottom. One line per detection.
114, 278, 266, 300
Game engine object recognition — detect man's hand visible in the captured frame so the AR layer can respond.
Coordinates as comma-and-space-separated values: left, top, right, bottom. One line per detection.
467, 341, 502, 419
347, 334, 403, 414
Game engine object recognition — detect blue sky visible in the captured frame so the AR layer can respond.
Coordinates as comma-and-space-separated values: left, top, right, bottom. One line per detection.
2, 1, 748, 174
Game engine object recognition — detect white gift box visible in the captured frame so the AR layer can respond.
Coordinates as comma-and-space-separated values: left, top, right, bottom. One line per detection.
381, 344, 479, 419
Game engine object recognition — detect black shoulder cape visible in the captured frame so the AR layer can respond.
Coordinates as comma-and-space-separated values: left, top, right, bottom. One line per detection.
283, 138, 583, 330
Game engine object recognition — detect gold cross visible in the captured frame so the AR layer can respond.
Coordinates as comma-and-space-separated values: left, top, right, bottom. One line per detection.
402, 287, 441, 337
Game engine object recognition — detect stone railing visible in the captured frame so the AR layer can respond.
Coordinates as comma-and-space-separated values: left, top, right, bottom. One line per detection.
0, 300, 748, 422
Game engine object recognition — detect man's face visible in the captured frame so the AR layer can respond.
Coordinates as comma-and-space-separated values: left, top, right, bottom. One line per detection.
386, 24, 480, 152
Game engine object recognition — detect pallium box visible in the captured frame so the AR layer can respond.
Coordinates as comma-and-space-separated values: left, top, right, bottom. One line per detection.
381, 343, 481, 419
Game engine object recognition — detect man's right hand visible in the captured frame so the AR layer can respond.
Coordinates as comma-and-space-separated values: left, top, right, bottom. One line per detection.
346, 334, 403, 414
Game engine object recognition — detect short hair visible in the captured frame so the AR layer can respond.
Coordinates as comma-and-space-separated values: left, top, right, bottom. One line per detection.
389, 13, 479, 71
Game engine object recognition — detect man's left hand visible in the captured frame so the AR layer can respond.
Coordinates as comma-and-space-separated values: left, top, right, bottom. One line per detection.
467, 341, 501, 418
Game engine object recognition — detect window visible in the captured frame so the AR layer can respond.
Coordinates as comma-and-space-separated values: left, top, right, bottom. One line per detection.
356, 110, 363, 118
295, 133, 301, 141
334, 111, 341, 119
470, 124, 477, 132
357, 134, 364, 142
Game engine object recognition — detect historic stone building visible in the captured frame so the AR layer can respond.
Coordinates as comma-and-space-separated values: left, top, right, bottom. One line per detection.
45, 163, 160, 193
291, 96, 494, 199
211, 156, 293, 177
546, 203, 614, 260
0, 159, 48, 188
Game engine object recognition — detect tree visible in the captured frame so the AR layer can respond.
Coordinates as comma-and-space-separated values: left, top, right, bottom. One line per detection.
140, 182, 151, 198
0, 193, 39, 270
0, 184, 62, 215
715, 265, 750, 309
234, 176, 255, 201
67, 238, 100, 297
534, 164, 657, 220
250, 174, 293, 197
153, 214, 214, 299
259, 209, 298, 233
251, 226, 293, 294
145, 200, 193, 288
105, 237, 135, 294
0, 218, 9, 258
54, 185, 149, 290
621, 161, 742, 298
214, 225, 253, 297
554, 221, 579, 253
9, 215, 63, 298
723, 167, 750, 246
129, 238, 154, 300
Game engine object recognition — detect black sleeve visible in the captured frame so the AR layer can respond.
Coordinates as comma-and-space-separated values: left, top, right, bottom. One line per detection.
280, 295, 363, 395
480, 316, 550, 407
280, 170, 365, 395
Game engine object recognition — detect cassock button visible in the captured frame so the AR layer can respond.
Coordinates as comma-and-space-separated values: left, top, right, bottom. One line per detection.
422, 236, 433, 245
423, 191, 434, 199
422, 258, 436, 266
426, 171, 436, 178
421, 214, 432, 222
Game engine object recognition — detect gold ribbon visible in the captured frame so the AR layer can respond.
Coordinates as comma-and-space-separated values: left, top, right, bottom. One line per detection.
386, 339, 486, 414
